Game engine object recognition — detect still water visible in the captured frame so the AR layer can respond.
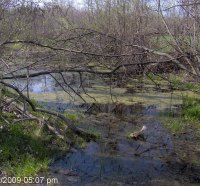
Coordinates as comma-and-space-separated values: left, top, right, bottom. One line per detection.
12, 74, 200, 186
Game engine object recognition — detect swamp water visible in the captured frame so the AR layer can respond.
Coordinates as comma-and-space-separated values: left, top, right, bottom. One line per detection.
13, 75, 200, 185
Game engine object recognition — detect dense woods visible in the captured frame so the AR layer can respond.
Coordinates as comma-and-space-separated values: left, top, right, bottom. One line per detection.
1, 0, 200, 78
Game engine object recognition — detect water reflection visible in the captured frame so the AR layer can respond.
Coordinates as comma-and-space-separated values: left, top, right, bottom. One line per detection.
12, 75, 61, 93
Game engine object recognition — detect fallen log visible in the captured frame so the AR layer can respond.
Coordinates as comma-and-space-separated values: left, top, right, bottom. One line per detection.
0, 81, 97, 141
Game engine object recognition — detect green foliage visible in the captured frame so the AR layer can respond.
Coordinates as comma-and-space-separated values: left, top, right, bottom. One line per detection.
160, 95, 200, 134
185, 82, 200, 90
169, 74, 200, 90
0, 121, 68, 176
87, 127, 101, 139
170, 78, 183, 89
183, 95, 199, 106
63, 111, 82, 124
147, 73, 162, 82
3, 156, 49, 177
160, 116, 188, 134
151, 35, 199, 53
2, 112, 16, 122
75, 137, 87, 149
184, 105, 200, 121
182, 96, 200, 122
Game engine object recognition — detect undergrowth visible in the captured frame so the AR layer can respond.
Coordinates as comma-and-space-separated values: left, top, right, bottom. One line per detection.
0, 89, 72, 177
160, 95, 200, 134
0, 121, 69, 177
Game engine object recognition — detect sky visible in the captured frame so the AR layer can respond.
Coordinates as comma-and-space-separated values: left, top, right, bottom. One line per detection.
74, 0, 84, 7
40, 0, 84, 8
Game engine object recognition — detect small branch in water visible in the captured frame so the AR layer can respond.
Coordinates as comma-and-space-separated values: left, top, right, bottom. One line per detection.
134, 145, 160, 156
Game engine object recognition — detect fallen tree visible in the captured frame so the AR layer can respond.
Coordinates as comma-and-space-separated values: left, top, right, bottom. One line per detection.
0, 81, 97, 140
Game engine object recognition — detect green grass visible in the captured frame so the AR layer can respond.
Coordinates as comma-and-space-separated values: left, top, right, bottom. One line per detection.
87, 127, 101, 139
147, 72, 163, 82
185, 82, 200, 90
182, 96, 200, 122
160, 116, 188, 134
184, 104, 200, 121
2, 112, 16, 122
167, 74, 200, 91
144, 73, 200, 91
0, 120, 68, 177
3, 156, 49, 177
63, 111, 82, 124
75, 136, 87, 149
160, 95, 200, 134
0, 89, 93, 177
